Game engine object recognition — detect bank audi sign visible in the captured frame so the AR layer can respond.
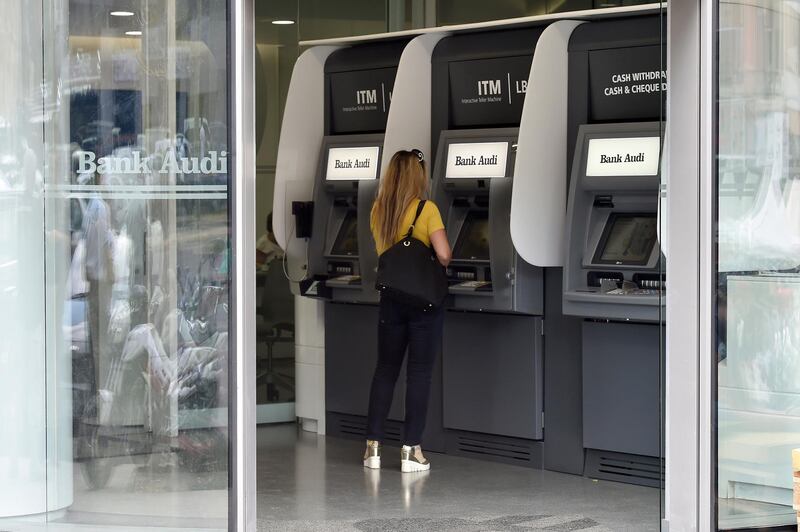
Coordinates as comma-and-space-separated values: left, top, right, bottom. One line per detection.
585, 137, 661, 177
445, 142, 509, 179
325, 146, 380, 181
77, 150, 228, 175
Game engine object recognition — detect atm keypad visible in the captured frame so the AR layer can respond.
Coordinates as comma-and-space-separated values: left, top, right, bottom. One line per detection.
328, 263, 354, 275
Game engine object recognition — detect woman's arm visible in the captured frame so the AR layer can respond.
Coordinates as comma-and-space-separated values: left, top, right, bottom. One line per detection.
429, 229, 452, 267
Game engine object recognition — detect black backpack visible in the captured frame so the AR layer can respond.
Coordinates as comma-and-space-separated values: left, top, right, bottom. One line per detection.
375, 200, 448, 309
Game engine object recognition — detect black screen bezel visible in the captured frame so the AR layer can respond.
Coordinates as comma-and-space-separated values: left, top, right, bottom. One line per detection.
591, 212, 657, 266
329, 210, 359, 257
452, 210, 491, 262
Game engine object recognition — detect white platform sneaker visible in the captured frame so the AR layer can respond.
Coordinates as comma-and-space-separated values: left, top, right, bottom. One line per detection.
363, 440, 381, 469
401, 445, 431, 473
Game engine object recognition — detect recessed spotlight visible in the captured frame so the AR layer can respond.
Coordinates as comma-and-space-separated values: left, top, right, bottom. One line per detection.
125, 30, 142, 36
111, 11, 135, 17
271, 20, 295, 25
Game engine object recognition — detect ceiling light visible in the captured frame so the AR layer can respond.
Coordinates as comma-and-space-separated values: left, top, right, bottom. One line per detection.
110, 11, 135, 17
271, 20, 295, 25
125, 30, 142, 36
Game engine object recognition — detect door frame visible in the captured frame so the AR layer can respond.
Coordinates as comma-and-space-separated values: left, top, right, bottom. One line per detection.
230, 0, 257, 529
228, 0, 720, 528
665, 0, 714, 529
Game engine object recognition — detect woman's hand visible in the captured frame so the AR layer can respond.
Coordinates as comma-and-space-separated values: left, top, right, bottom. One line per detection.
429, 229, 452, 267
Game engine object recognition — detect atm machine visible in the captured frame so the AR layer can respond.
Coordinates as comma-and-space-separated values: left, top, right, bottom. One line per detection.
296, 40, 416, 446
562, 17, 665, 486
430, 27, 546, 466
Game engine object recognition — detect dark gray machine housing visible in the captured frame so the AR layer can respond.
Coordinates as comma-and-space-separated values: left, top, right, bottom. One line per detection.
432, 128, 543, 314
317, 39, 452, 450
426, 28, 546, 467
555, 17, 666, 487
430, 27, 545, 315
303, 39, 408, 304
308, 135, 383, 303
563, 121, 664, 322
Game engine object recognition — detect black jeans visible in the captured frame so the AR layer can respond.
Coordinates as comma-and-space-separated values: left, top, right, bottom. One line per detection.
366, 296, 443, 447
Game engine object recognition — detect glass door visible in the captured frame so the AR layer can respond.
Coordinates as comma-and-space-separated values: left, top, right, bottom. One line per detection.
715, 1, 800, 529
659, 1, 667, 524
1, 0, 241, 529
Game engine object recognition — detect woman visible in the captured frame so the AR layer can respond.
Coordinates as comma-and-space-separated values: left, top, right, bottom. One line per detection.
364, 149, 452, 473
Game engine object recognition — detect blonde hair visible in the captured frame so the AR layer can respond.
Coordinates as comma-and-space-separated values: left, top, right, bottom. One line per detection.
372, 150, 428, 250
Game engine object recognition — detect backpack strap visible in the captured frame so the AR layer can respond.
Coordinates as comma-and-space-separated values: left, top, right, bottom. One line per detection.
404, 200, 427, 240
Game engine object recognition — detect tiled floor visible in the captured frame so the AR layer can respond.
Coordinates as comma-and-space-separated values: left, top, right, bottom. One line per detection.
0, 423, 664, 531
256, 424, 661, 531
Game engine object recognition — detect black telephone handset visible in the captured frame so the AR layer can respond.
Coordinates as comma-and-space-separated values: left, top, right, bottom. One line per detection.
291, 201, 314, 239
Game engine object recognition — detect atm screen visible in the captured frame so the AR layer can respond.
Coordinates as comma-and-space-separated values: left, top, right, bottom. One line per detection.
326, 146, 380, 181
330, 211, 359, 256
593, 213, 657, 266
453, 211, 490, 261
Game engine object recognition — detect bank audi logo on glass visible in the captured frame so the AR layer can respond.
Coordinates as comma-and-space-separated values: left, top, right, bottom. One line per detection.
77, 150, 228, 175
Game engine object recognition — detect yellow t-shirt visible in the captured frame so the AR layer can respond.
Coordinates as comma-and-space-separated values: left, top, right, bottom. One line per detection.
371, 199, 446, 255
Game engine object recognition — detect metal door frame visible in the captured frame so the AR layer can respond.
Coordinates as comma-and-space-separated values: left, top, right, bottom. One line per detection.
665, 0, 714, 529
230, 0, 257, 529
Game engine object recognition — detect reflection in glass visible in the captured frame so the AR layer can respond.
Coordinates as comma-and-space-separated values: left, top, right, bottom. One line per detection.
716, 2, 800, 529
35, 0, 232, 528
255, 0, 300, 416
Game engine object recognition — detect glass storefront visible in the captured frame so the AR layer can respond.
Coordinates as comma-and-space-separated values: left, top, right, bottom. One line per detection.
716, 1, 800, 529
2, 0, 233, 528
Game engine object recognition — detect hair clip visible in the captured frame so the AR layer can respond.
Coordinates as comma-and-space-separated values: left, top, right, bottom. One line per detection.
411, 149, 424, 163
